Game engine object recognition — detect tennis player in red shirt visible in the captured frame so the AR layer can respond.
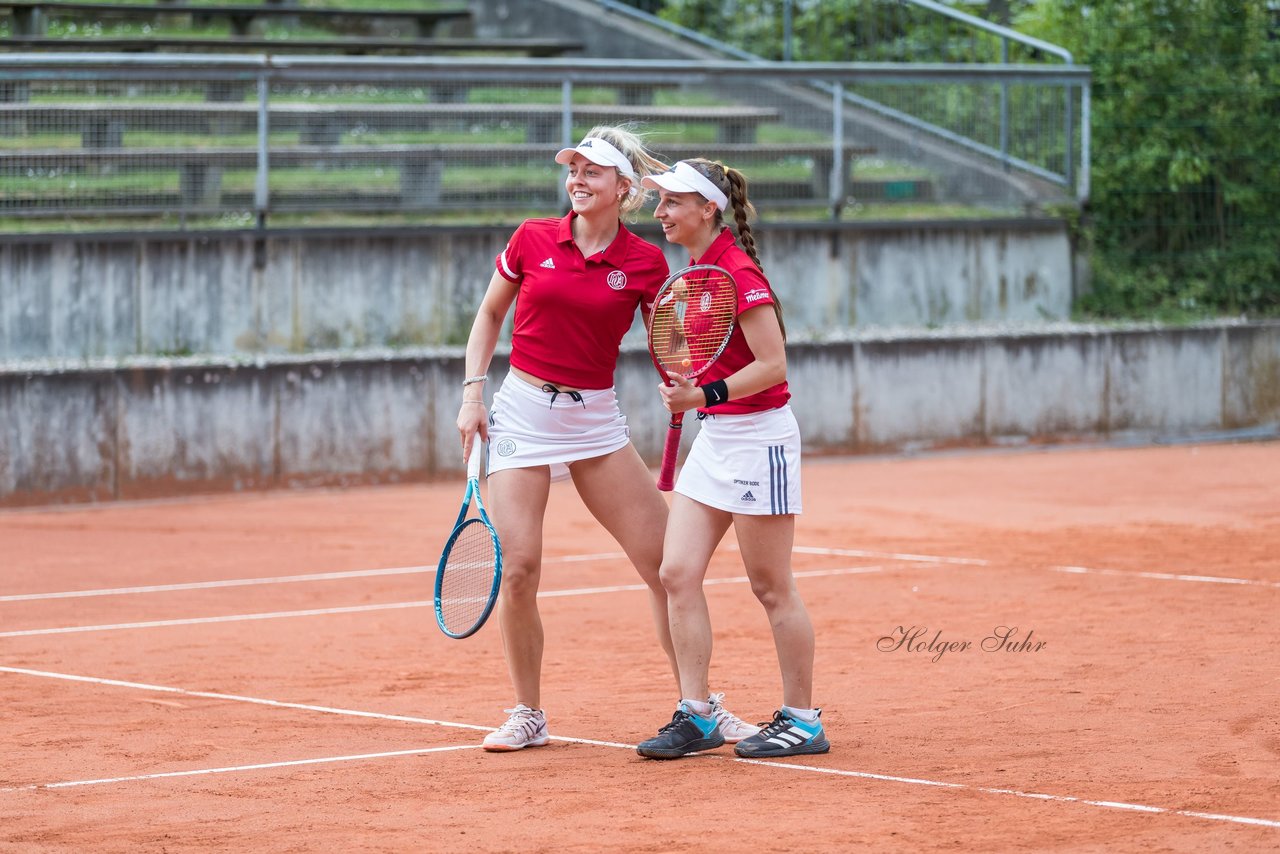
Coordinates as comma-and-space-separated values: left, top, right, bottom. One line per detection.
635, 159, 830, 760
456, 129, 758, 751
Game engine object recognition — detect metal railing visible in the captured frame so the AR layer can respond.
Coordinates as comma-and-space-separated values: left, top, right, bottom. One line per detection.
0, 53, 1089, 228
599, 0, 1090, 200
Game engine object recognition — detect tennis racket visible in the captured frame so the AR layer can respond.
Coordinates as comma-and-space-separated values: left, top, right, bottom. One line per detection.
434, 433, 502, 639
647, 263, 739, 492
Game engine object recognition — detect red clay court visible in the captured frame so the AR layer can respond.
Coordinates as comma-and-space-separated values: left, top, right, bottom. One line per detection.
2, 440, 1278, 852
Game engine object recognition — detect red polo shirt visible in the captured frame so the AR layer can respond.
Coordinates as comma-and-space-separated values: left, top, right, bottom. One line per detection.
690, 228, 790, 414
496, 212, 668, 389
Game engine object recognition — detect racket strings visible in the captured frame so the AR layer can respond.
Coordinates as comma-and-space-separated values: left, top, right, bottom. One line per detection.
439, 520, 498, 631
649, 272, 737, 377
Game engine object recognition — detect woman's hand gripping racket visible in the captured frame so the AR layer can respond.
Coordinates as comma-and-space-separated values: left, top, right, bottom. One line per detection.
434, 434, 502, 639
647, 263, 738, 491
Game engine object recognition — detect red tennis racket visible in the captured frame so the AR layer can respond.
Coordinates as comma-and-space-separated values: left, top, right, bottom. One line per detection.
646, 263, 739, 492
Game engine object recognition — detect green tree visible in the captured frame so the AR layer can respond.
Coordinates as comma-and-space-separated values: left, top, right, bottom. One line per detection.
655, 0, 1280, 318
1017, 0, 1280, 317
659, 0, 998, 62
660, 0, 789, 58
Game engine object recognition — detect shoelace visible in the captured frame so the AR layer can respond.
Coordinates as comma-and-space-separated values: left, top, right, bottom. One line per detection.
757, 710, 794, 739
496, 707, 542, 736
707, 692, 741, 726
541, 383, 585, 409
657, 710, 694, 733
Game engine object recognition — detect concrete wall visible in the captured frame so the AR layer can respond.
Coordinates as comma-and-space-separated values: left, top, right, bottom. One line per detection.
4, 321, 1277, 507
0, 220, 1073, 362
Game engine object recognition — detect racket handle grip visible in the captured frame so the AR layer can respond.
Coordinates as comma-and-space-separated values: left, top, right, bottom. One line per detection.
656, 417, 682, 492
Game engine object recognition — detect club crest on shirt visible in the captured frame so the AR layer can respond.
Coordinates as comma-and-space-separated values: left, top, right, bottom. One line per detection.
699, 291, 712, 312
744, 287, 770, 304
606, 270, 627, 290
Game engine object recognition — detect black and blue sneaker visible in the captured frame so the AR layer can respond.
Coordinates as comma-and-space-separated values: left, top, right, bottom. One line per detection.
733, 709, 830, 758
636, 703, 726, 759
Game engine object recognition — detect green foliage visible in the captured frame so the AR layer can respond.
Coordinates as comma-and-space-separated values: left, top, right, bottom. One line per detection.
659, 0, 1021, 62
660, 0, 786, 56
653, 0, 1280, 319
1016, 0, 1280, 318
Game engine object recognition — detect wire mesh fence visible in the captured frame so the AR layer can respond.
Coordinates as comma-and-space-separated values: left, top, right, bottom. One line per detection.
0, 55, 1088, 230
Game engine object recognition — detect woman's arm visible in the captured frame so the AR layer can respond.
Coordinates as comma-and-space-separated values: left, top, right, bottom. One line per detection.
458, 270, 520, 452
659, 303, 786, 413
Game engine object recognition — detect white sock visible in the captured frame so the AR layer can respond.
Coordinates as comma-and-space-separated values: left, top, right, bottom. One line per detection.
782, 704, 819, 724
682, 698, 713, 716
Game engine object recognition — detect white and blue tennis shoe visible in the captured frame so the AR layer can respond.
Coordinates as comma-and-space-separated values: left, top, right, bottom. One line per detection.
733, 709, 830, 758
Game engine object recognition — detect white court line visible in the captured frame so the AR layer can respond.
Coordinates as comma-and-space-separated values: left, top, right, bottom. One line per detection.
0, 552, 629, 603
0, 601, 437, 638
790, 546, 1280, 590
0, 665, 496, 732
1048, 565, 1280, 589
2, 665, 1276, 831
731, 759, 1280, 829
0, 566, 434, 603
11, 543, 1272, 605
537, 566, 885, 600
790, 545, 990, 566
0, 745, 482, 792
0, 566, 881, 638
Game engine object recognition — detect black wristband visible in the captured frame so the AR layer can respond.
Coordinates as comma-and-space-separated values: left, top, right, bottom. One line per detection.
701, 379, 729, 408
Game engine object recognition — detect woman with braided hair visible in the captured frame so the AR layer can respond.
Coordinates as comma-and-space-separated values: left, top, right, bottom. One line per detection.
635, 159, 829, 760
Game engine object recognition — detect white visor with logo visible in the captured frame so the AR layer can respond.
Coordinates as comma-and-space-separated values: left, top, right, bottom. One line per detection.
554, 136, 637, 179
641, 161, 728, 211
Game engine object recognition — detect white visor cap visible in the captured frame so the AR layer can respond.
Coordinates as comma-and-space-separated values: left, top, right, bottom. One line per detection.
641, 160, 729, 211
554, 136, 637, 179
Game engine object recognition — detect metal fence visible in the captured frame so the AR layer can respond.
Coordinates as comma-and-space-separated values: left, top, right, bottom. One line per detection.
0, 54, 1089, 229
601, 0, 1089, 198
608, 0, 1076, 64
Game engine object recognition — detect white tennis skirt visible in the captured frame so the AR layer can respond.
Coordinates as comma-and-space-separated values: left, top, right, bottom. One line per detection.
486, 372, 632, 482
675, 405, 803, 515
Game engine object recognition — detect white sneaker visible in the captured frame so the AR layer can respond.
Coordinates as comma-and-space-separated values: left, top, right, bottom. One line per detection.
709, 692, 760, 744
482, 704, 550, 752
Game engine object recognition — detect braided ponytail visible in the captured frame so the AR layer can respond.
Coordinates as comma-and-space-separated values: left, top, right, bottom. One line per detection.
723, 168, 762, 271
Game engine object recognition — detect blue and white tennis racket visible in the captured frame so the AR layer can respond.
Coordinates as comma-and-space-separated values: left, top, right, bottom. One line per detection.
434, 434, 502, 639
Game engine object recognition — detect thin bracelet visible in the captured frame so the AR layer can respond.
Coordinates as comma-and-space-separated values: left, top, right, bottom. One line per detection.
462, 375, 487, 387
460, 400, 486, 406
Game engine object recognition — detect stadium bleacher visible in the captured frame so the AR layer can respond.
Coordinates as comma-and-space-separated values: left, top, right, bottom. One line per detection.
0, 1, 881, 222
4, 1, 472, 37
